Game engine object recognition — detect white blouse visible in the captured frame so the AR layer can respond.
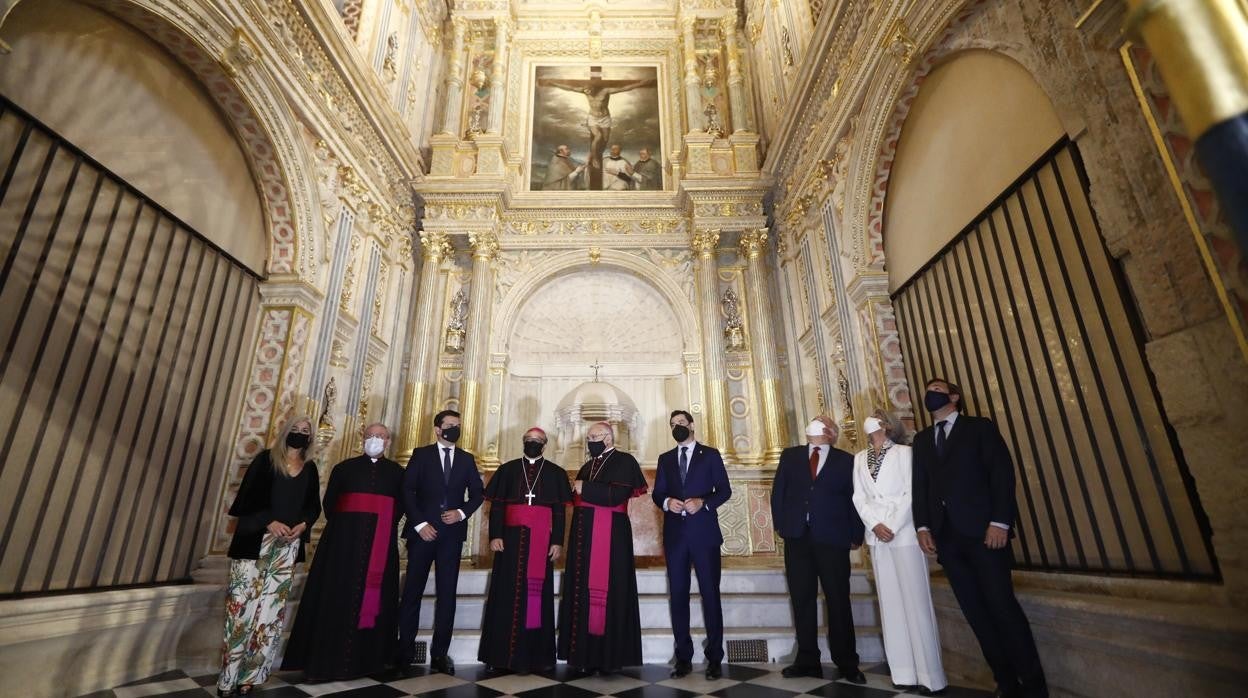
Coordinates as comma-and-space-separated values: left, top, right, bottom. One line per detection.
852, 443, 918, 547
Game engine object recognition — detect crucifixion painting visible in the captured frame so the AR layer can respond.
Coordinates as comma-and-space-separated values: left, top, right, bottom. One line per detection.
530, 65, 662, 191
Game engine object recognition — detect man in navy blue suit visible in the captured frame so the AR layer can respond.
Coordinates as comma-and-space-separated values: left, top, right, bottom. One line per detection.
398, 410, 484, 675
771, 416, 866, 684
914, 379, 1045, 698
652, 410, 732, 680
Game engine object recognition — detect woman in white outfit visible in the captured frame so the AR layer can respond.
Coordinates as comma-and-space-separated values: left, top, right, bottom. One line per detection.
852, 410, 947, 695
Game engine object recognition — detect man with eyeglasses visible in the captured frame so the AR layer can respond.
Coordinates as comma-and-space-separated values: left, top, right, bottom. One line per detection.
557, 421, 648, 676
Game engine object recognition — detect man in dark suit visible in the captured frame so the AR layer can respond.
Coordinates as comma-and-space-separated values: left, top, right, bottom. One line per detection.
398, 409, 484, 675
913, 379, 1046, 698
652, 410, 732, 680
771, 416, 866, 684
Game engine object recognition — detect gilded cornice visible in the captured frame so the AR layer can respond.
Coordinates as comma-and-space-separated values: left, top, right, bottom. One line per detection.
244, 0, 423, 194
763, 0, 898, 182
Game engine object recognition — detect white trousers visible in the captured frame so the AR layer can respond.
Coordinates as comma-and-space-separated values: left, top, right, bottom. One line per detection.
871, 542, 948, 690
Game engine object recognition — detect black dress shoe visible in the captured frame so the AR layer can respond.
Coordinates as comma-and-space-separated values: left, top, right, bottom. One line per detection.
670, 661, 693, 678
430, 656, 456, 675
705, 663, 722, 680
918, 687, 946, 696
840, 669, 867, 684
483, 665, 507, 678
782, 664, 823, 679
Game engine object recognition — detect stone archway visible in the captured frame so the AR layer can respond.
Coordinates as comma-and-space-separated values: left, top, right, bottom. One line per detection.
83, 0, 324, 279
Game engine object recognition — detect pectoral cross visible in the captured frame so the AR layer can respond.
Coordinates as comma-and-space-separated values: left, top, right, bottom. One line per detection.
525, 491, 536, 505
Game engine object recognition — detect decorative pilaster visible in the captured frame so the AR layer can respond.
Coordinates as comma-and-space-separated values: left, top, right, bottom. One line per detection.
440, 16, 469, 135
214, 281, 321, 552
487, 17, 510, 134
740, 228, 788, 460
692, 229, 731, 452
397, 232, 452, 459
460, 231, 499, 455
721, 13, 750, 133
681, 16, 703, 133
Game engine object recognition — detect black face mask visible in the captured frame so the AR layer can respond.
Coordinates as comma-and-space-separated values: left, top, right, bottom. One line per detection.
286, 432, 311, 449
523, 441, 544, 458
924, 390, 952, 412
587, 440, 606, 457
671, 425, 691, 443
441, 425, 461, 443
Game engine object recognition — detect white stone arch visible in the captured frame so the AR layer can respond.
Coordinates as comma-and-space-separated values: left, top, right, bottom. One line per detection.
844, 0, 984, 275
492, 248, 701, 355
81, 0, 325, 279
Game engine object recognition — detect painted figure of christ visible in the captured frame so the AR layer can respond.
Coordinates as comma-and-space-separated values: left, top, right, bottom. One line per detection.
538, 66, 656, 190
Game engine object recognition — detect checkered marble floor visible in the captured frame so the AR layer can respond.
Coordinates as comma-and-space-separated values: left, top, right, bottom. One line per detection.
86, 663, 992, 698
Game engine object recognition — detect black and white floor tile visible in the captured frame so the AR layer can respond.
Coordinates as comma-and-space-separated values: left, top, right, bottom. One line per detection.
85, 663, 991, 698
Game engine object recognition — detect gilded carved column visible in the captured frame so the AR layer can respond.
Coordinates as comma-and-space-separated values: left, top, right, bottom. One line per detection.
440, 16, 469, 135
693, 229, 731, 452
740, 228, 788, 460
721, 14, 750, 133
460, 231, 499, 455
487, 17, 510, 134
681, 16, 703, 133
397, 232, 452, 459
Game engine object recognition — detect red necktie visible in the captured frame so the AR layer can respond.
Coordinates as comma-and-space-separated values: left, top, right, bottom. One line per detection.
809, 447, 820, 480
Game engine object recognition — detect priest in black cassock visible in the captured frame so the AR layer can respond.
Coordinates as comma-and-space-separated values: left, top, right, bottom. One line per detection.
478, 427, 573, 675
282, 423, 404, 681
557, 421, 648, 676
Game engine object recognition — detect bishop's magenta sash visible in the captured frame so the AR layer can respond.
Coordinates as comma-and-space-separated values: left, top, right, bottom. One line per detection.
574, 497, 629, 636
335, 492, 394, 629
504, 504, 553, 629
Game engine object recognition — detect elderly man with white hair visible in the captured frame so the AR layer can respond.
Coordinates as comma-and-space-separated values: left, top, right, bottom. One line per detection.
557, 421, 648, 677
771, 415, 867, 685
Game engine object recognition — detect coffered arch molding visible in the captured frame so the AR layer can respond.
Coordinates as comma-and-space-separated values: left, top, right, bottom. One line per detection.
492, 249, 701, 356
83, 0, 324, 279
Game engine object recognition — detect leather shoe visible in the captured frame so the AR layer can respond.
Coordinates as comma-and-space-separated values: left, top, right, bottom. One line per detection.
483, 665, 507, 678
781, 664, 823, 679
430, 656, 455, 675
705, 663, 722, 680
670, 661, 693, 678
918, 687, 946, 696
840, 669, 867, 685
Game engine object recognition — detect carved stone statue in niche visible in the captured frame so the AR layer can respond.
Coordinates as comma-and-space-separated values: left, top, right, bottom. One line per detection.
318, 377, 337, 429
722, 288, 746, 351
704, 102, 725, 139
445, 289, 468, 353
465, 104, 485, 140
837, 367, 858, 447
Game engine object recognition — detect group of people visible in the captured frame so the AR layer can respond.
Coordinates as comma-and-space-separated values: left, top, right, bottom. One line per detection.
216, 377, 1046, 698
542, 143, 662, 190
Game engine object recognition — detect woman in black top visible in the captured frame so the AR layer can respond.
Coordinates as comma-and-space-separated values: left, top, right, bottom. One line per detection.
216, 416, 321, 697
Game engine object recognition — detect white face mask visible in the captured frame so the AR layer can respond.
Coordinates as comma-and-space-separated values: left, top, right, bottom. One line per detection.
863, 417, 883, 435
364, 436, 386, 458
805, 420, 826, 437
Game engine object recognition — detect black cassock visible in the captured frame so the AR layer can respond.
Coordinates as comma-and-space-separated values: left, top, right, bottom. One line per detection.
478, 457, 573, 671
282, 455, 403, 680
557, 449, 648, 671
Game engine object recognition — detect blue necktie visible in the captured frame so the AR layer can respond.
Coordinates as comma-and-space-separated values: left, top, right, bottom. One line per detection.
679, 446, 689, 485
